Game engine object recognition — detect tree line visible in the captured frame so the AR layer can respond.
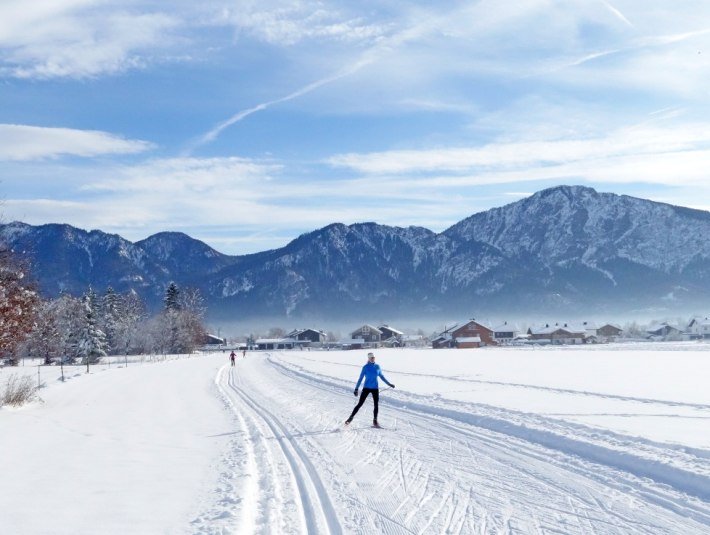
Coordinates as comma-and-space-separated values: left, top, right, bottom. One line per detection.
1, 244, 207, 366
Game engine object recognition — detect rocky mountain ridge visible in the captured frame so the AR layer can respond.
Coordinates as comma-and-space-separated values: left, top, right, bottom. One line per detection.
3, 185, 710, 321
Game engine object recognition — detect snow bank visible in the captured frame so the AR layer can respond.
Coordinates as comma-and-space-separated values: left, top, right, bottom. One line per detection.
0, 354, 232, 534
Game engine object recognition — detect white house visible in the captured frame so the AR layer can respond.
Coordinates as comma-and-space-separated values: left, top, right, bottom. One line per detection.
646, 322, 682, 340
528, 323, 586, 344
596, 323, 623, 342
351, 324, 382, 344
255, 338, 297, 350
492, 322, 519, 344
687, 316, 710, 339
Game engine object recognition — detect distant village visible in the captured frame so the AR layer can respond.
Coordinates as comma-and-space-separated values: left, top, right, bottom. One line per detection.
205, 316, 710, 351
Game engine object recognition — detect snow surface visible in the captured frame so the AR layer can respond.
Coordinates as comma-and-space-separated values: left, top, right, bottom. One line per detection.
1, 344, 709, 534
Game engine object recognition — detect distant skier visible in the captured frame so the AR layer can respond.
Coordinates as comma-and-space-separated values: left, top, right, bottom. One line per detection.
242, 349, 246, 358
345, 352, 395, 428
230, 351, 236, 366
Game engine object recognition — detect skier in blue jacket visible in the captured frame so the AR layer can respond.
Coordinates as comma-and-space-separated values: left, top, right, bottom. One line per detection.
345, 352, 395, 428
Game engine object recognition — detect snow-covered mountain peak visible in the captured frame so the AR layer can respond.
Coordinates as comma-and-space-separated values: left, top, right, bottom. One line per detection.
446, 186, 710, 273
5, 185, 710, 318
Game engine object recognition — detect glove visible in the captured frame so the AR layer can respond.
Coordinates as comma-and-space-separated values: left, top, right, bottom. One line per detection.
390, 384, 395, 388
353, 389, 358, 397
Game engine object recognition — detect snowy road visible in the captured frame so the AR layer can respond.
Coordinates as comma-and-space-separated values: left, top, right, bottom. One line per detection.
195, 351, 710, 535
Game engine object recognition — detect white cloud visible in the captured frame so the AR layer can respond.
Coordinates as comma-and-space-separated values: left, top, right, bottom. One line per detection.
0, 1, 180, 78
222, 1, 710, 120
222, 1, 389, 46
0, 124, 153, 160
327, 124, 710, 177
2, 153, 465, 251
3, 198, 155, 229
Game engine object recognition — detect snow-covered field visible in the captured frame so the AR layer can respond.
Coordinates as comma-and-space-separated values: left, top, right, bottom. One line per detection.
1, 344, 709, 534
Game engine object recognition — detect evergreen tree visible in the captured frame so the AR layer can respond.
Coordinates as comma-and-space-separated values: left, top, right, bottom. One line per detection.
75, 292, 107, 371
86, 285, 100, 316
117, 290, 145, 355
150, 284, 208, 355
54, 294, 84, 364
164, 282, 181, 312
101, 287, 120, 354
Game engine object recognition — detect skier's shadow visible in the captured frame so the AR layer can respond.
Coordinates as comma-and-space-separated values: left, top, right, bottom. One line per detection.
206, 431, 243, 438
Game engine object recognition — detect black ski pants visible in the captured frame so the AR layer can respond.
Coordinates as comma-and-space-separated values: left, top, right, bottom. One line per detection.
349, 388, 379, 421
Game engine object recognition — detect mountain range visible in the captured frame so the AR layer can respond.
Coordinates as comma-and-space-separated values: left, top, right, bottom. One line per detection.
3, 185, 710, 323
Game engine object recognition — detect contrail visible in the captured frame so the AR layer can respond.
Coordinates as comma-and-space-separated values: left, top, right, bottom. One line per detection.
192, 57, 374, 150
599, 0, 634, 27
538, 24, 710, 77
187, 11, 441, 153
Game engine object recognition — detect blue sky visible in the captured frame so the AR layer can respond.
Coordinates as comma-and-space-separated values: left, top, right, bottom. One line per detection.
2, 1, 710, 254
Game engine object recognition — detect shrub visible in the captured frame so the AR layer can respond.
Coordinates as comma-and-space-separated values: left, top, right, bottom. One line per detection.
1, 374, 37, 407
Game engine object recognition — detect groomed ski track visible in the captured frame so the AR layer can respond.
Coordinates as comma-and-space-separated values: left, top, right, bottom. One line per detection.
199, 352, 710, 535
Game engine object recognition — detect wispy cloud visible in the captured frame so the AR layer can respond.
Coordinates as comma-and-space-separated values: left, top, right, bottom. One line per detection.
223, 1, 389, 46
0, 1, 183, 79
83, 157, 281, 194
328, 124, 710, 175
0, 124, 153, 160
4, 197, 160, 230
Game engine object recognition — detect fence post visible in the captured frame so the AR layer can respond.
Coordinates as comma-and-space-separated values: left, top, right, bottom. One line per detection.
37, 365, 41, 390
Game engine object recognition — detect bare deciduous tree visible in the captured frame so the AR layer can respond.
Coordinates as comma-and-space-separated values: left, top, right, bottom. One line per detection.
0, 245, 39, 364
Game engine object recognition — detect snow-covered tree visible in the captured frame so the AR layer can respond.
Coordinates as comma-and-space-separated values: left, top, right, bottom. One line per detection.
178, 286, 205, 319
326, 331, 340, 342
18, 299, 62, 364
53, 293, 85, 363
155, 283, 206, 354
86, 286, 99, 315
113, 290, 145, 355
99, 287, 120, 354
267, 327, 286, 338
74, 292, 107, 371
622, 321, 644, 339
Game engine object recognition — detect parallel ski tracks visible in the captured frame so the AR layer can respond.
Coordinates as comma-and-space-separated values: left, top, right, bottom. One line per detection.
221, 365, 343, 535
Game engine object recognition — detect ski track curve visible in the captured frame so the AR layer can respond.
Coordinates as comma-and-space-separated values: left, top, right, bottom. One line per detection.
198, 353, 710, 534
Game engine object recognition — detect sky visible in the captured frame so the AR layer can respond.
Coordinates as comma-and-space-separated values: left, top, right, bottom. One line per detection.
1, 1, 710, 255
